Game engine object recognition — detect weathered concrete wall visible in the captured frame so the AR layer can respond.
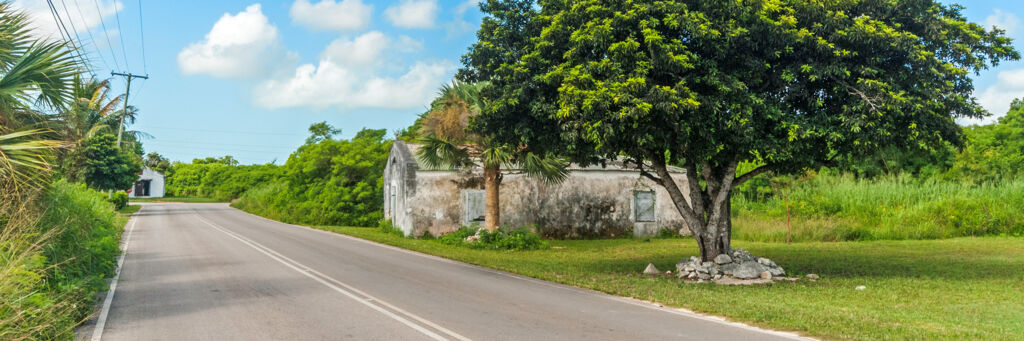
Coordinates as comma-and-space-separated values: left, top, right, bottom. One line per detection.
401, 169, 690, 238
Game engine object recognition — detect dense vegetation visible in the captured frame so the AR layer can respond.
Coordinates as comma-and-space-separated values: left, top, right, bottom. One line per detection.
1, 182, 126, 339
232, 127, 392, 227
164, 162, 281, 201
0, 4, 143, 338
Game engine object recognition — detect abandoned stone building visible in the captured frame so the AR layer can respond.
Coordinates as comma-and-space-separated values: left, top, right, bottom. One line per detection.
384, 141, 691, 238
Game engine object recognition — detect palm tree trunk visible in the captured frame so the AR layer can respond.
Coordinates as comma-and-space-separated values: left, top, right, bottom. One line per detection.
484, 165, 500, 231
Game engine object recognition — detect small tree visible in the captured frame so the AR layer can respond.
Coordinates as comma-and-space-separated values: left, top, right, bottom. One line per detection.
144, 152, 171, 173
80, 134, 142, 192
416, 81, 568, 231
306, 121, 341, 145
466, 0, 1018, 260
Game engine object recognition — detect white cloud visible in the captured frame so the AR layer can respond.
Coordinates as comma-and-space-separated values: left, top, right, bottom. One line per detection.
178, 4, 295, 79
384, 0, 439, 29
11, 0, 121, 39
983, 9, 1020, 37
255, 60, 453, 110
322, 31, 390, 66
969, 68, 1024, 125
444, 0, 479, 39
290, 0, 371, 32
255, 31, 451, 110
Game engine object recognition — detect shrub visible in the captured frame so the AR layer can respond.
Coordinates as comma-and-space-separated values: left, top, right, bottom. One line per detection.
109, 191, 128, 210
1, 180, 125, 340
378, 219, 405, 237
438, 225, 545, 251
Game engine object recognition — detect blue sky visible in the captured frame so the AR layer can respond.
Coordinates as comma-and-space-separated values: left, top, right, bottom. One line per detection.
11, 0, 1024, 164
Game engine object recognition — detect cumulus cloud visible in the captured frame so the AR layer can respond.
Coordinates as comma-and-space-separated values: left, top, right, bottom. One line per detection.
11, 0, 121, 39
290, 0, 371, 32
983, 9, 1020, 37
384, 0, 439, 29
178, 4, 294, 79
255, 31, 451, 110
444, 0, 479, 38
967, 68, 1024, 125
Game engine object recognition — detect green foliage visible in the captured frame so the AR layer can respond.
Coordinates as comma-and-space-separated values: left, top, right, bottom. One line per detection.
1, 180, 125, 340
192, 155, 239, 166
732, 171, 1024, 242
143, 152, 171, 173
378, 218, 405, 237
437, 225, 545, 251
233, 128, 392, 227
466, 0, 1018, 257
109, 191, 128, 210
79, 134, 142, 192
306, 121, 341, 145
945, 99, 1024, 184
165, 162, 281, 201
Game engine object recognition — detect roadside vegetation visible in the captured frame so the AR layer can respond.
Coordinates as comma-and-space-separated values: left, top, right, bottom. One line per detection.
0, 4, 143, 339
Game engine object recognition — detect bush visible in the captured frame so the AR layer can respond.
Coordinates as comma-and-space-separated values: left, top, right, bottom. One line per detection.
1, 180, 125, 340
109, 191, 128, 209
232, 129, 392, 227
378, 219, 404, 237
438, 225, 546, 251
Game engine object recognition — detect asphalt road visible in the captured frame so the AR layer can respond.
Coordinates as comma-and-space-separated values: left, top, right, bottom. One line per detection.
89, 203, 806, 340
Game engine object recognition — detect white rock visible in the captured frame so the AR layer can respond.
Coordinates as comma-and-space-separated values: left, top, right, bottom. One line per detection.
805, 273, 820, 280
856, 285, 866, 290
643, 263, 661, 275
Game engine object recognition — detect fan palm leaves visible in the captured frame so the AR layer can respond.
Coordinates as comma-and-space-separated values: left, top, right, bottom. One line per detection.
0, 3, 79, 189
416, 80, 568, 231
0, 127, 64, 191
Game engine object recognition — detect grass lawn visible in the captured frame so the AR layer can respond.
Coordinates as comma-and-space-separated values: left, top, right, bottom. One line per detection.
315, 226, 1023, 340
117, 204, 142, 215
129, 196, 224, 203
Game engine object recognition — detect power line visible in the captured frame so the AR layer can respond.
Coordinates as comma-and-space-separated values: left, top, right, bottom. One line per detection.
72, 0, 109, 70
45, 0, 88, 67
144, 126, 307, 137
136, 0, 147, 74
56, 0, 91, 71
113, 0, 129, 71
93, 0, 120, 71
145, 140, 297, 151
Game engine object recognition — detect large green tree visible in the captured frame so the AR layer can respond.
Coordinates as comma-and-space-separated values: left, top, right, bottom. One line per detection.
467, 0, 1018, 260
79, 134, 142, 192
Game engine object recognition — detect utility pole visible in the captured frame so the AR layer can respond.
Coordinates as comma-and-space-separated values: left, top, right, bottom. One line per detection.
111, 71, 149, 147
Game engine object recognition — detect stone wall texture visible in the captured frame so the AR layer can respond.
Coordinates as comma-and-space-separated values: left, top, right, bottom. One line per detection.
384, 141, 690, 238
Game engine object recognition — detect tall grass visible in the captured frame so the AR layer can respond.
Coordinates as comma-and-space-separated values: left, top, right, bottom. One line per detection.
732, 172, 1024, 242
0, 180, 125, 340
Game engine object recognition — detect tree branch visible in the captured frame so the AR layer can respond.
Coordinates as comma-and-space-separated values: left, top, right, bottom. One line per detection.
734, 164, 773, 187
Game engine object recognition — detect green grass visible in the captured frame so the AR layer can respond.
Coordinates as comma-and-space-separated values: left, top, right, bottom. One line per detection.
117, 204, 141, 215
2, 181, 126, 340
314, 226, 1024, 340
129, 196, 225, 203
733, 172, 1024, 242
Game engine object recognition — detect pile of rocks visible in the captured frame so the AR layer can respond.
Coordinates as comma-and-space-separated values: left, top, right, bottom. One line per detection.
675, 249, 786, 282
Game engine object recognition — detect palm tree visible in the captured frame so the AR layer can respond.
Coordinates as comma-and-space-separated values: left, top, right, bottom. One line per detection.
0, 3, 78, 190
416, 81, 568, 231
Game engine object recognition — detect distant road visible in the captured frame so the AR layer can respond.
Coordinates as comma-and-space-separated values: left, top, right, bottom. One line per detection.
89, 203, 805, 340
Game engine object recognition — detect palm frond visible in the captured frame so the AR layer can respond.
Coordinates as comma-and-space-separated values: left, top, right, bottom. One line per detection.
415, 135, 473, 170
0, 128, 62, 191
519, 152, 570, 185
481, 145, 513, 169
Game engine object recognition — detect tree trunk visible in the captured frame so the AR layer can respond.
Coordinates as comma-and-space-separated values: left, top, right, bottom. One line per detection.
483, 165, 500, 231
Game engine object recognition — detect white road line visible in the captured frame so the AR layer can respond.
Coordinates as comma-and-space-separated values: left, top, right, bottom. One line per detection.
91, 212, 141, 341
223, 203, 811, 340
190, 212, 470, 341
